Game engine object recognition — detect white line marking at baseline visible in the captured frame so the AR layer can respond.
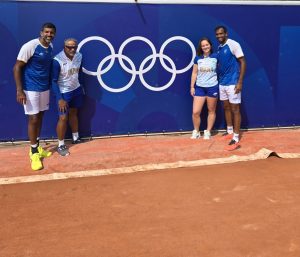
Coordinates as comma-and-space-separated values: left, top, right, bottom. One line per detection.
0, 148, 299, 185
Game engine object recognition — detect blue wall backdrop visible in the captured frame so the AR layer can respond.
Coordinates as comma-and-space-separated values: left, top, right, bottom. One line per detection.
0, 1, 299, 140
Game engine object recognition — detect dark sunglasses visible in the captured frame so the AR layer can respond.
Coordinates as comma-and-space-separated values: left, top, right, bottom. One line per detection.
65, 45, 78, 50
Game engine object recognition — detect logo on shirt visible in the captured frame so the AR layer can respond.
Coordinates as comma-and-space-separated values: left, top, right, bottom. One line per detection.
200, 67, 215, 72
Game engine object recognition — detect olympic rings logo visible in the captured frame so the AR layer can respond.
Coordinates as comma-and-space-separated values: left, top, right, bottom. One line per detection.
77, 36, 196, 93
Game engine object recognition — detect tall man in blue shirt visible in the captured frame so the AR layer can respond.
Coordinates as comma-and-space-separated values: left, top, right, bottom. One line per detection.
52, 38, 84, 157
13, 22, 56, 170
215, 25, 246, 151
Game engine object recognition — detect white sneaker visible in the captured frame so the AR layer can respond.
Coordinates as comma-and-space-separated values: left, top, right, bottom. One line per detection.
190, 130, 200, 139
203, 130, 211, 140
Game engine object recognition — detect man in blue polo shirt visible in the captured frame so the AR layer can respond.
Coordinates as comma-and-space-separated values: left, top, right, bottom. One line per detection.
215, 25, 246, 151
13, 22, 56, 170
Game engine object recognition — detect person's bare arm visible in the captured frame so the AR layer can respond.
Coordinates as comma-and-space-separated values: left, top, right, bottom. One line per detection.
235, 56, 246, 94
13, 60, 27, 104
190, 64, 198, 96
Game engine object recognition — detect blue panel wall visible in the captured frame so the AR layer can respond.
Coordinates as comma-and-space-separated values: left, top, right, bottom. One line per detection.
0, 2, 299, 140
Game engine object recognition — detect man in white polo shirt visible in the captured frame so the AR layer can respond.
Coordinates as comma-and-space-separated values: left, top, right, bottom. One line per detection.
13, 22, 56, 171
215, 25, 246, 151
52, 38, 84, 156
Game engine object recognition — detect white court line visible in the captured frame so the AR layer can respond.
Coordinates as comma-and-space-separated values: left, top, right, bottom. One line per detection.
0, 148, 299, 185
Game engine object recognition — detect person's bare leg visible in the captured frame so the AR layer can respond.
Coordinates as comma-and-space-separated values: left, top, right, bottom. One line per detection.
192, 96, 206, 131
36, 111, 44, 143
28, 114, 39, 153
206, 97, 217, 132
56, 114, 70, 156
68, 108, 78, 133
223, 100, 233, 128
57, 114, 68, 141
231, 103, 241, 139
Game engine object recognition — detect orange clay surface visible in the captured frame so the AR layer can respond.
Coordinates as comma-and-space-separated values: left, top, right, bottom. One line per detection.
0, 129, 299, 178
0, 129, 300, 257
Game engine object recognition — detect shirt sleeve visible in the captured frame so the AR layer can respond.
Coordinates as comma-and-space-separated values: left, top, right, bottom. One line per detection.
210, 53, 218, 61
51, 59, 63, 100
194, 56, 199, 64
230, 40, 244, 59
78, 53, 86, 94
17, 41, 36, 63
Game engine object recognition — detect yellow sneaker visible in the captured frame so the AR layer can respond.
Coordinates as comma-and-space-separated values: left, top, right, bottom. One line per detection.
38, 146, 52, 158
30, 153, 43, 171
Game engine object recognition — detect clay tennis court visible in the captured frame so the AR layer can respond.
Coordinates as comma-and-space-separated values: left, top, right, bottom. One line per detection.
1, 129, 300, 257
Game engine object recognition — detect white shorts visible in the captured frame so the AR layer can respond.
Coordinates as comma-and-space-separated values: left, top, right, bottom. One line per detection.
219, 85, 241, 104
23, 90, 50, 115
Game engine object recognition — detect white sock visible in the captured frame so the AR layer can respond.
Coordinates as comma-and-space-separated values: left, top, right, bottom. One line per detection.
58, 140, 65, 147
227, 126, 233, 134
233, 133, 239, 142
30, 144, 38, 154
72, 132, 79, 141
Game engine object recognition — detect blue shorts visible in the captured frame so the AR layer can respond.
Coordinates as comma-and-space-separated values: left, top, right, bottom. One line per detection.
195, 84, 219, 98
57, 87, 83, 115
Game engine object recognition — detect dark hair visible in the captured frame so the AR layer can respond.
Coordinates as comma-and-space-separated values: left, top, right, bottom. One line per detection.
196, 37, 213, 56
41, 22, 56, 33
215, 25, 227, 33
